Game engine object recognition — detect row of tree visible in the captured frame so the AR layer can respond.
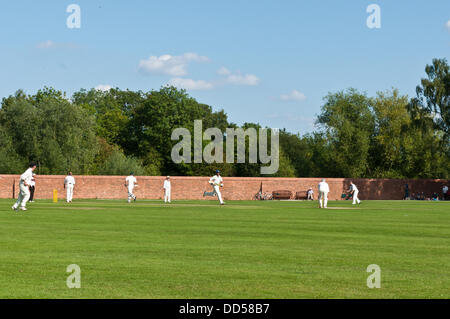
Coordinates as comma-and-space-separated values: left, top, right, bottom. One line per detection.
0, 58, 448, 178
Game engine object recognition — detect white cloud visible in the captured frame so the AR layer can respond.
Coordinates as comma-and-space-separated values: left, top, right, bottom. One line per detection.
226, 73, 260, 86
95, 84, 112, 92
138, 53, 209, 76
280, 90, 306, 102
217, 68, 259, 86
167, 78, 214, 90
446, 20, 450, 31
266, 113, 313, 122
37, 40, 56, 49
167, 66, 260, 91
36, 40, 79, 49
217, 67, 231, 76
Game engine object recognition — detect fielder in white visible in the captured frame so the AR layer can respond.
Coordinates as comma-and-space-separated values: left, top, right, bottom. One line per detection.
349, 181, 361, 205
163, 176, 171, 203
12, 162, 37, 211
307, 187, 314, 200
125, 173, 137, 203
203, 170, 224, 205
318, 179, 330, 209
64, 172, 76, 203
28, 173, 36, 202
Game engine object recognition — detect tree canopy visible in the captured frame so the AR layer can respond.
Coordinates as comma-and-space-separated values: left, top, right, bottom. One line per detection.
0, 58, 448, 178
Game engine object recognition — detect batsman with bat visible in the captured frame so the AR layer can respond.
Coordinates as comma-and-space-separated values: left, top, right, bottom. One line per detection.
203, 170, 225, 205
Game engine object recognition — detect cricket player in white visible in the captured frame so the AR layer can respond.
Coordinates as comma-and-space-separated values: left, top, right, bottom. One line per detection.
318, 179, 330, 209
349, 181, 361, 205
29, 173, 36, 202
64, 172, 76, 203
12, 162, 37, 211
307, 187, 314, 200
204, 170, 224, 205
125, 173, 137, 203
163, 176, 171, 203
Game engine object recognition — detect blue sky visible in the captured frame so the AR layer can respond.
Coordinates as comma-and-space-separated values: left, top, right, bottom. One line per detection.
0, 0, 449, 134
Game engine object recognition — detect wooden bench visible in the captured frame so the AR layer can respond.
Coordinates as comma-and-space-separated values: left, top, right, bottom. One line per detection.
272, 190, 292, 200
295, 191, 308, 200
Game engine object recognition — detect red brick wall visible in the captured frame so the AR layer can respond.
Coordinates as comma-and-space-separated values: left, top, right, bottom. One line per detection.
0, 175, 447, 201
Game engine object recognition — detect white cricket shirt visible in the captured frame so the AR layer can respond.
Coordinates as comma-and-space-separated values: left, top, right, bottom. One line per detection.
318, 181, 329, 193
20, 168, 33, 185
65, 176, 76, 186
209, 175, 223, 187
126, 176, 137, 189
163, 180, 171, 190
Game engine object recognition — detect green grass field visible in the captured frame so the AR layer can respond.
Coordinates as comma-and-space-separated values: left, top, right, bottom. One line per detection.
0, 198, 449, 299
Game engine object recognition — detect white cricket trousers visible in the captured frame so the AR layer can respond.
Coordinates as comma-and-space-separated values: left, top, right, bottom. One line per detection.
318, 191, 328, 208
66, 185, 74, 202
128, 187, 136, 202
164, 188, 171, 203
213, 185, 224, 204
352, 190, 360, 204
13, 183, 30, 209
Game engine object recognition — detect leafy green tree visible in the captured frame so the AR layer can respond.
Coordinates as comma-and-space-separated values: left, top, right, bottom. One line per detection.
0, 88, 98, 174
0, 92, 40, 161
126, 86, 229, 176
97, 149, 146, 176
412, 58, 449, 137
72, 88, 144, 146
316, 89, 375, 177
406, 58, 450, 178
368, 88, 448, 178
370, 89, 412, 177
0, 125, 25, 173
279, 130, 316, 177
404, 106, 449, 179
271, 148, 296, 177
1, 63, 448, 179
141, 146, 163, 176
